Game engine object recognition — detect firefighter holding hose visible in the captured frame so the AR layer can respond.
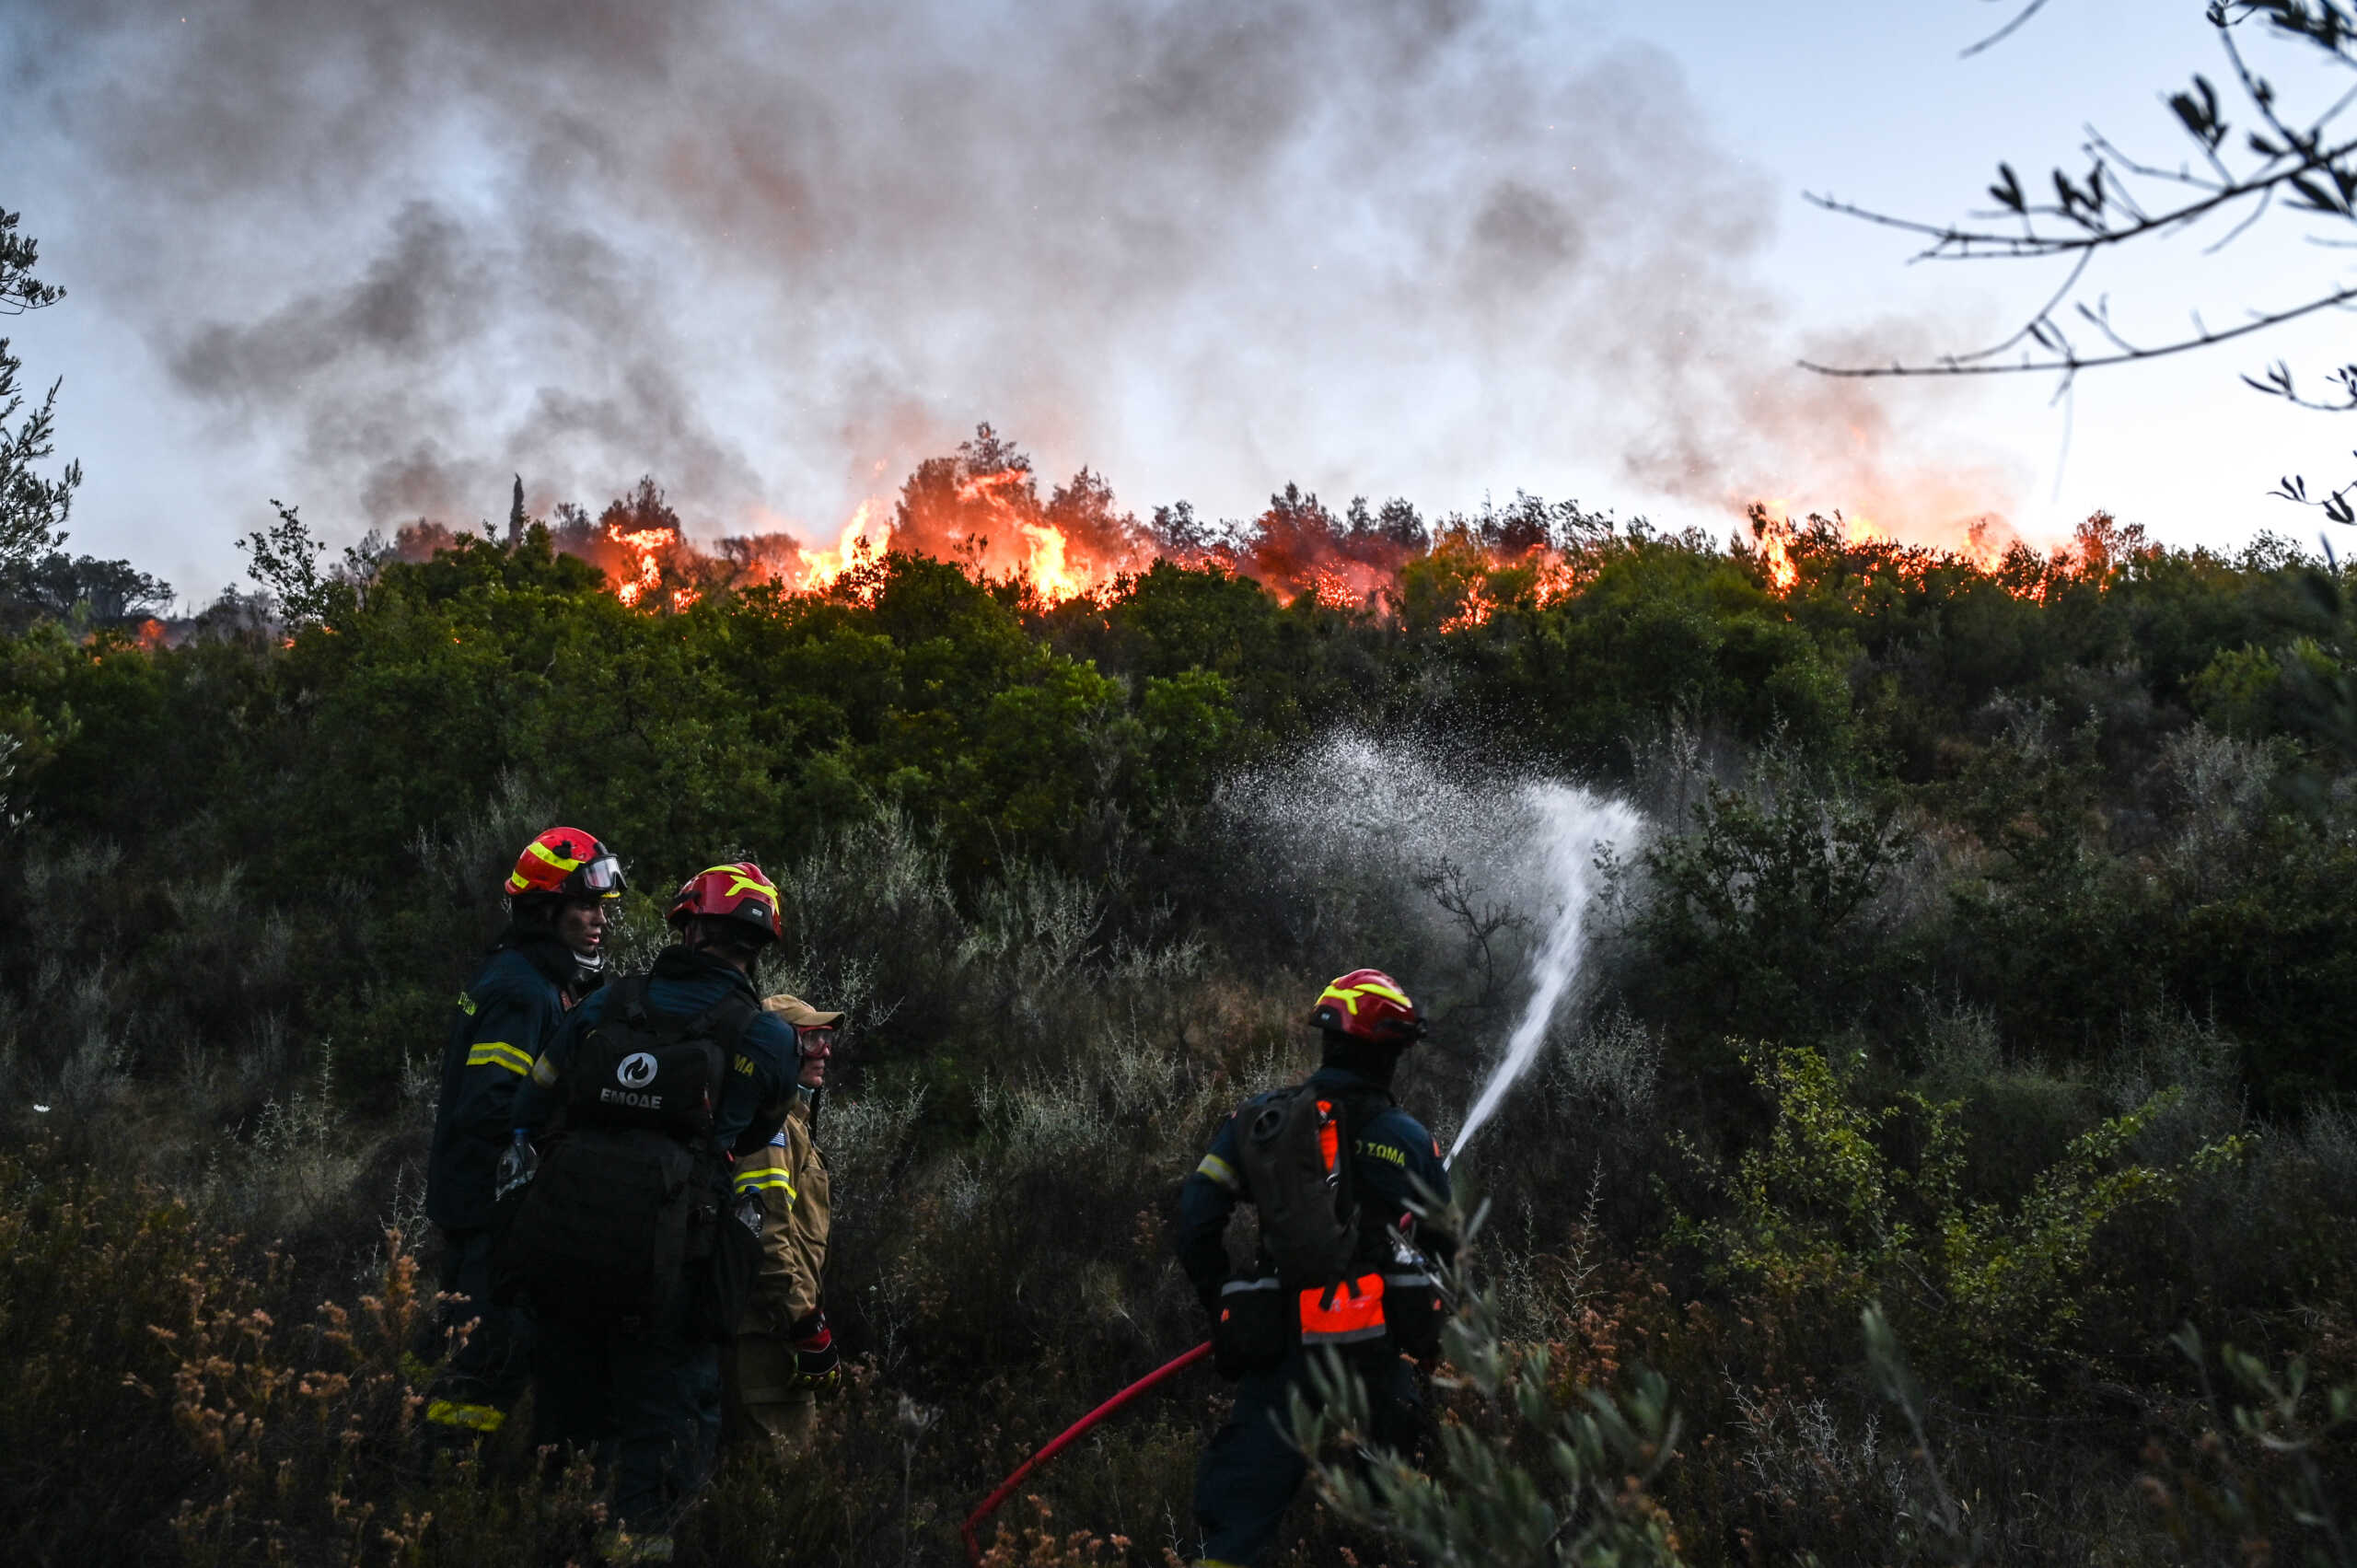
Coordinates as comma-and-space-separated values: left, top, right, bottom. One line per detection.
1176, 968, 1453, 1567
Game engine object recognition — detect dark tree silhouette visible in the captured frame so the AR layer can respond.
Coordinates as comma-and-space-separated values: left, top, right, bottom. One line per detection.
0, 208, 80, 567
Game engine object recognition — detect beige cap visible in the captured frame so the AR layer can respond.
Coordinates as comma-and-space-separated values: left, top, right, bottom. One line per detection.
763, 993, 844, 1028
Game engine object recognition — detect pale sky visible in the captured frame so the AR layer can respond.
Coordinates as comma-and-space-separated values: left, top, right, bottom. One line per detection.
5, 0, 2351, 606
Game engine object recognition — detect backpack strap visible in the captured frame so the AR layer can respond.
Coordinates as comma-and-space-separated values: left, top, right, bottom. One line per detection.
673, 988, 757, 1065
1332, 1089, 1360, 1244
616, 973, 655, 1028
681, 990, 759, 1105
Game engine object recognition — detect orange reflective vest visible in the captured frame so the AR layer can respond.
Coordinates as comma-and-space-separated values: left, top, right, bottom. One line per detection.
1297, 1272, 1387, 1347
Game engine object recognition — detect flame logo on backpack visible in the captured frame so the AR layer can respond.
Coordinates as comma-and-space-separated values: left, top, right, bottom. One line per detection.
617, 1051, 658, 1089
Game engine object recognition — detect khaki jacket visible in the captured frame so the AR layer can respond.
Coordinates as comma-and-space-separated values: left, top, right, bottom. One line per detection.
732, 1094, 829, 1330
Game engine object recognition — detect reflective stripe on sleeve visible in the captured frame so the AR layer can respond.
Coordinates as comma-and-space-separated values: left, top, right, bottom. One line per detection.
1220, 1275, 1282, 1296
732, 1168, 797, 1199
466, 1041, 533, 1075
529, 1053, 559, 1087
1194, 1152, 1241, 1191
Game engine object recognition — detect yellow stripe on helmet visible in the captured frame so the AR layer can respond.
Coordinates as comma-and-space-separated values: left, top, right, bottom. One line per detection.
1318, 980, 1411, 1015
527, 839, 585, 872
505, 837, 586, 895
716, 866, 779, 903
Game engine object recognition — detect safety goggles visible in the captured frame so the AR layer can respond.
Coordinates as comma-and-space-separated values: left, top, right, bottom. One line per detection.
795, 1027, 837, 1058
575, 854, 627, 898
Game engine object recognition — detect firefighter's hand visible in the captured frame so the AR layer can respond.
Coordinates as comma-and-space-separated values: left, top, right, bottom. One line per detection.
788, 1309, 842, 1393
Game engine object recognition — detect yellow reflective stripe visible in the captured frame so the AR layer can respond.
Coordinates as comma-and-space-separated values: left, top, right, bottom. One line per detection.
466, 1041, 533, 1075
529, 1053, 559, 1087
1195, 1153, 1240, 1191
733, 1169, 796, 1198
425, 1399, 506, 1432
506, 838, 587, 894
711, 865, 777, 902
1318, 980, 1411, 1016
526, 840, 585, 874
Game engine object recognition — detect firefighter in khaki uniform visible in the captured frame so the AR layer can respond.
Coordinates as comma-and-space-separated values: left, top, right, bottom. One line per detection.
724, 993, 843, 1450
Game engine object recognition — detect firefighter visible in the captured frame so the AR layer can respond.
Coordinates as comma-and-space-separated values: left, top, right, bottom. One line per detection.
507, 863, 802, 1562
722, 993, 844, 1455
1176, 968, 1453, 1568
419, 826, 624, 1445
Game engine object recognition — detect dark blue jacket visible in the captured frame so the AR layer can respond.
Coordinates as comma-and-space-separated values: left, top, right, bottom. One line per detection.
426, 935, 575, 1231
1177, 1063, 1453, 1307
512, 946, 800, 1157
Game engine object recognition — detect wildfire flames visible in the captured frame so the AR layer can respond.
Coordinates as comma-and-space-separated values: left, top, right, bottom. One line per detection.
1744, 498, 2138, 604
389, 431, 2111, 629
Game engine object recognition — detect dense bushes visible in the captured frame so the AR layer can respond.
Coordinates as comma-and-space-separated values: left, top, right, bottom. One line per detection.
5, 483, 2357, 1562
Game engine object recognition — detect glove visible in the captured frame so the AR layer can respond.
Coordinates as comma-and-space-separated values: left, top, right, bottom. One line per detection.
786, 1308, 842, 1393
493, 1132, 537, 1200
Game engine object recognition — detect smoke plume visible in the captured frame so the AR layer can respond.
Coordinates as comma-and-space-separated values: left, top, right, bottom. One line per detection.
6, 0, 2020, 551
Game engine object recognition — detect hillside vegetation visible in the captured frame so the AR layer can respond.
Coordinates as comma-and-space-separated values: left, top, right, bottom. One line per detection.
1, 482, 2352, 1566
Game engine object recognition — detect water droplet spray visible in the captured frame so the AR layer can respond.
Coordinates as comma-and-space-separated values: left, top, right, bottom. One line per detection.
1446, 784, 1643, 1168
1219, 734, 1645, 1172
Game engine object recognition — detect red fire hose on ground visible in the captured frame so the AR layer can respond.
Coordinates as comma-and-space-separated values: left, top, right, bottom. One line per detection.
961, 1340, 1213, 1566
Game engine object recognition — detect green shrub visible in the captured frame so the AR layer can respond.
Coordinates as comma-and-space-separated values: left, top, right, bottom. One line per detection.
1673, 1043, 2247, 1391
1292, 1214, 1687, 1567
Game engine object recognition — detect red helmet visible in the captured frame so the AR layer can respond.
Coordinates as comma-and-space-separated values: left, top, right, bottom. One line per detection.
668, 862, 782, 943
505, 827, 626, 901
1308, 968, 1426, 1046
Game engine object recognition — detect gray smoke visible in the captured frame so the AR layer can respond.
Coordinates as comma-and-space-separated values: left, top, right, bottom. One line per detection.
6, 0, 2014, 544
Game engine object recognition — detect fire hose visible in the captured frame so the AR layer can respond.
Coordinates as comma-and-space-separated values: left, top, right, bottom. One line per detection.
961, 1340, 1213, 1567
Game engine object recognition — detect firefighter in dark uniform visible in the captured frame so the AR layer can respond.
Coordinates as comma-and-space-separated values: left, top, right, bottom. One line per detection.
419, 826, 625, 1443
510, 862, 801, 1562
1177, 968, 1453, 1568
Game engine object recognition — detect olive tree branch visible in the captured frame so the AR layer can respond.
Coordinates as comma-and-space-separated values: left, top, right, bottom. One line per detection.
1811, 0, 2357, 517
1799, 282, 2357, 379
1803, 125, 2357, 261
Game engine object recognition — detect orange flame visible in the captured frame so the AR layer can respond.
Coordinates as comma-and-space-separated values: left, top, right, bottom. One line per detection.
540, 445, 2057, 624
794, 500, 883, 591
1438, 581, 1497, 633
1017, 521, 1085, 600
607, 526, 677, 608
1743, 498, 2112, 602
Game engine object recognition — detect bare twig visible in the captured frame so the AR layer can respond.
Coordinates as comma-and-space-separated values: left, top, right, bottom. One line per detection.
1963, 0, 2057, 59
1801, 284, 2357, 379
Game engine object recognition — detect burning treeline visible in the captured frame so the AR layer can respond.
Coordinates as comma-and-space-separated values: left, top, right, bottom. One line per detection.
384, 425, 2131, 622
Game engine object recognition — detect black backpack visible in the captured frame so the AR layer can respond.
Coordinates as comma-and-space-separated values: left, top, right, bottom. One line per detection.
1232, 1084, 1364, 1293
1217, 1080, 1445, 1372
493, 977, 758, 1334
